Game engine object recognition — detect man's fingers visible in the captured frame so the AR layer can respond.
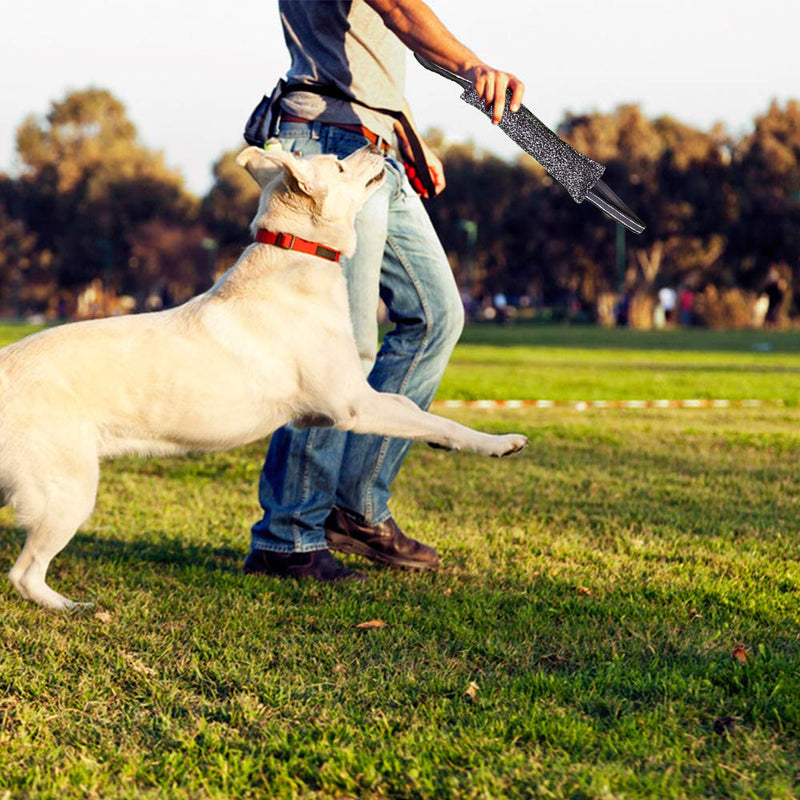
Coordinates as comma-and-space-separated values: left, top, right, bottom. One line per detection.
485, 71, 523, 124
481, 73, 497, 119
491, 73, 509, 124
474, 73, 487, 103
478, 71, 504, 125
509, 79, 525, 114
466, 65, 526, 123
430, 165, 446, 195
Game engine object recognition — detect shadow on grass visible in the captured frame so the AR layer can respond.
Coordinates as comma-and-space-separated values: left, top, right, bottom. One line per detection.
0, 525, 243, 576
2, 519, 797, 743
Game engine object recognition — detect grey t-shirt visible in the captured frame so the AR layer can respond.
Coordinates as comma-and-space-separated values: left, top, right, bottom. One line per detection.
278, 0, 406, 142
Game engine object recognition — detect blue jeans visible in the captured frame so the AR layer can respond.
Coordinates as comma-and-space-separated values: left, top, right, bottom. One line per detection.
250, 121, 464, 553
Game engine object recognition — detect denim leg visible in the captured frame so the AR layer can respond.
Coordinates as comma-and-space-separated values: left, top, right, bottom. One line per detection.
335, 165, 465, 524
251, 125, 463, 551
251, 123, 392, 553
253, 424, 342, 552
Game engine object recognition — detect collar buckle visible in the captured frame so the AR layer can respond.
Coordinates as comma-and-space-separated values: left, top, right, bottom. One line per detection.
275, 232, 295, 250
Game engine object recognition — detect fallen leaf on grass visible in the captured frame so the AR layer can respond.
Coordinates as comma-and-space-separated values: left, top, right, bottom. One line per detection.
121, 651, 157, 677
356, 619, 387, 630
93, 611, 112, 624
576, 586, 593, 597
464, 681, 479, 701
733, 646, 749, 664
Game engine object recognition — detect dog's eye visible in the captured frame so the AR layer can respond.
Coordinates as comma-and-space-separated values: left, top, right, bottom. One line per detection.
336, 162, 344, 173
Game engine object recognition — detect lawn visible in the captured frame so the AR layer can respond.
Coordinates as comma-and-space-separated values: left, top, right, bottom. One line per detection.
1, 322, 798, 798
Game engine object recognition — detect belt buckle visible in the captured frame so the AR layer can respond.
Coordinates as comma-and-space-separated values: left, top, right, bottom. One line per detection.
374, 134, 390, 154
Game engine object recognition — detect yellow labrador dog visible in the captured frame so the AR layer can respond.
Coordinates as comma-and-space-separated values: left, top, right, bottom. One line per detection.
1, 144, 527, 610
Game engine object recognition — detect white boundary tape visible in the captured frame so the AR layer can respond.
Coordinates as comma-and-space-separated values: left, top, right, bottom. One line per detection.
432, 398, 785, 411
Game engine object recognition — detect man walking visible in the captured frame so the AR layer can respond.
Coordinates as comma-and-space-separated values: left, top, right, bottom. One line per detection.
244, 0, 524, 581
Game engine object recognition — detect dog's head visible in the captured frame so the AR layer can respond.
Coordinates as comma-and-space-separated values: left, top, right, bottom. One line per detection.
236, 144, 386, 258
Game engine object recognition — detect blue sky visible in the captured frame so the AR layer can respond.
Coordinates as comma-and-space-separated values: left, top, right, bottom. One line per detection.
1, 0, 798, 195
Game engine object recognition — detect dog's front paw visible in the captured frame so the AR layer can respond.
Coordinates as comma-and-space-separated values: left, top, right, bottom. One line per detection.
491, 434, 529, 458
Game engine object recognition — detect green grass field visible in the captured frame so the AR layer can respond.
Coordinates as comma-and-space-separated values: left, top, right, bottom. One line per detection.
1, 322, 798, 798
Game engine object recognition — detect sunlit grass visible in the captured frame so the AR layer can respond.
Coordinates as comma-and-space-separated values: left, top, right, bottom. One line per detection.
1, 322, 798, 798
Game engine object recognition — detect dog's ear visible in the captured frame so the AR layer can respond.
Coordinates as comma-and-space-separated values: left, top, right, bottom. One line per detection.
235, 146, 315, 195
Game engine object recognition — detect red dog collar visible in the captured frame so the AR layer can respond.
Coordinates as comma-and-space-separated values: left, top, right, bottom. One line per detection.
255, 229, 341, 263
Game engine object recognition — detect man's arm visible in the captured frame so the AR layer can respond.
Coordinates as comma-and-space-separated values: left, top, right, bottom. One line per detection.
364, 0, 524, 124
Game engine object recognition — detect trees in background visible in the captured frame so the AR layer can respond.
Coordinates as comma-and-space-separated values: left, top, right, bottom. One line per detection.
199, 148, 260, 270
0, 89, 202, 316
1, 89, 798, 326
427, 100, 799, 326
731, 101, 800, 294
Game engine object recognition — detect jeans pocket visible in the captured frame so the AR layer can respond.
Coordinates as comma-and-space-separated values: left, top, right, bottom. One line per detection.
384, 157, 412, 202
324, 127, 379, 159
277, 123, 323, 158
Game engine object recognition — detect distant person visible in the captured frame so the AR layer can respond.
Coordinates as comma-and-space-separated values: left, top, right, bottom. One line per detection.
242, 0, 525, 582
657, 286, 676, 325
460, 289, 478, 321
752, 293, 770, 328
764, 267, 786, 327
678, 287, 694, 326
616, 292, 632, 327
493, 292, 509, 324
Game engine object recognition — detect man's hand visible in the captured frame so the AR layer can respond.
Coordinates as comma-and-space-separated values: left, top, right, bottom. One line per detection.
420, 140, 445, 196
365, 0, 526, 125
397, 129, 446, 198
464, 64, 525, 125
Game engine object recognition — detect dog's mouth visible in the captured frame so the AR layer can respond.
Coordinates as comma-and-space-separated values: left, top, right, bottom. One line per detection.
365, 167, 386, 189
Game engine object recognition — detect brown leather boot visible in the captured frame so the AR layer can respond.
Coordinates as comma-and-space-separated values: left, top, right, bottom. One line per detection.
324, 506, 440, 571
243, 547, 368, 582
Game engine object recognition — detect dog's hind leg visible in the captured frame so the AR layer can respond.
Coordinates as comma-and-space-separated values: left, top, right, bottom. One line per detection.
8, 451, 99, 610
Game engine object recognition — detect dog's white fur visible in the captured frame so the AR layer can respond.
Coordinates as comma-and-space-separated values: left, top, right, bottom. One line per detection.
1, 144, 527, 610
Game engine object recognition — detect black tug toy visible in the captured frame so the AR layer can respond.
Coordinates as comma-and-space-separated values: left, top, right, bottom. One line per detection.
415, 54, 646, 235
